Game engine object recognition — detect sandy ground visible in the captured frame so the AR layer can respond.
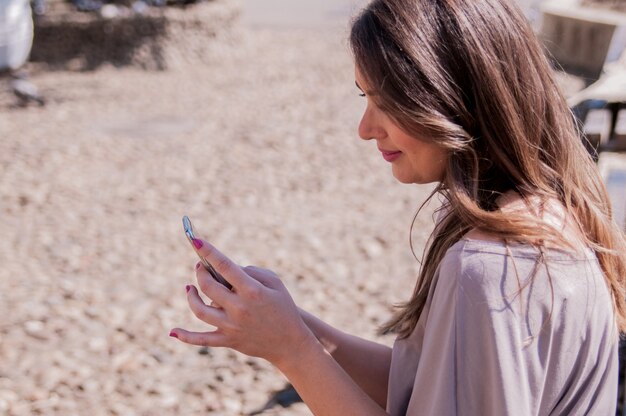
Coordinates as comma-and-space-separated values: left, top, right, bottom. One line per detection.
0, 2, 437, 415
1, 0, 625, 415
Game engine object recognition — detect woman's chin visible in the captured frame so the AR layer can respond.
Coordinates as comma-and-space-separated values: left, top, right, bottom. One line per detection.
391, 170, 416, 184
392, 169, 439, 185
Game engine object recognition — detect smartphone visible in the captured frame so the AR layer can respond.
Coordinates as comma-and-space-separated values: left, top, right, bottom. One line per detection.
182, 216, 232, 290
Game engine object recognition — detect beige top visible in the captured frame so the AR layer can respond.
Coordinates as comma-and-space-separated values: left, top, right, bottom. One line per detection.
387, 238, 619, 416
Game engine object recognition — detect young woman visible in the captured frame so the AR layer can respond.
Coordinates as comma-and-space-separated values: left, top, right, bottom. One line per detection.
170, 0, 626, 414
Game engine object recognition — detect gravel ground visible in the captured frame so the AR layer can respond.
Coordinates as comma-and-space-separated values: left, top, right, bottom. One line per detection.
1, 1, 624, 415
0, 2, 437, 415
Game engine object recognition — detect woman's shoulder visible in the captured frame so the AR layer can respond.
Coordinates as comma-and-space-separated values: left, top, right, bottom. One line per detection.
438, 238, 509, 290
442, 233, 530, 264
442, 232, 596, 270
436, 237, 601, 318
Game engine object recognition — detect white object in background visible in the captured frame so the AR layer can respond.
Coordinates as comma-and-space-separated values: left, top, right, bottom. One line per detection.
0, 0, 34, 71
597, 153, 626, 232
567, 70, 626, 107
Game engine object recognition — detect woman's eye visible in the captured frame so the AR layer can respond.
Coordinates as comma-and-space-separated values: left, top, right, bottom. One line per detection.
358, 92, 366, 97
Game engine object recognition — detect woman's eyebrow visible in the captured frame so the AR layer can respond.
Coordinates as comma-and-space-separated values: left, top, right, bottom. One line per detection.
355, 80, 364, 91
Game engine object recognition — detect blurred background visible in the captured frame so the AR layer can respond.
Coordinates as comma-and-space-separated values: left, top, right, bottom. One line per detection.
0, 0, 625, 415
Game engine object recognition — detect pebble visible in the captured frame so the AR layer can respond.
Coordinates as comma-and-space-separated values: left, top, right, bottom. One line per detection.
23, 320, 46, 340
88, 337, 108, 352
0, 389, 18, 409
223, 397, 243, 413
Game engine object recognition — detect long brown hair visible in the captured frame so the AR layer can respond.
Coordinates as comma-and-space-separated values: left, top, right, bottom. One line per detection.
350, 0, 626, 338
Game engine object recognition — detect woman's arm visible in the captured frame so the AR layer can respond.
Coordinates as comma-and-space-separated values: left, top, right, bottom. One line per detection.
299, 308, 391, 409
170, 239, 389, 416
275, 330, 389, 416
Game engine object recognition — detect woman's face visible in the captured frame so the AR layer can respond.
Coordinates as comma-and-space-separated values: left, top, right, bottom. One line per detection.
355, 68, 448, 185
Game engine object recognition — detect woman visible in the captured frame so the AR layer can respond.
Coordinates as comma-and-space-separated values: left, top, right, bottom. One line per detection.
170, 0, 626, 414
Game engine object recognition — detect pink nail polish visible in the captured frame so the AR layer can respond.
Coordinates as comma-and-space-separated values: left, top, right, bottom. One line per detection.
196, 263, 201, 270
192, 238, 203, 249
169, 331, 178, 338
185, 285, 191, 293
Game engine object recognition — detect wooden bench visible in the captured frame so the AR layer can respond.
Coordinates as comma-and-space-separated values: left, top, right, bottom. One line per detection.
540, 1, 626, 157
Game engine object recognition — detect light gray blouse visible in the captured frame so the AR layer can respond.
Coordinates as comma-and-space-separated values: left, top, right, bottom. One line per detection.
387, 238, 619, 416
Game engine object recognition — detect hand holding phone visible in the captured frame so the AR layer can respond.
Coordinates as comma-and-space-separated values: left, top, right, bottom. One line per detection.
182, 216, 233, 290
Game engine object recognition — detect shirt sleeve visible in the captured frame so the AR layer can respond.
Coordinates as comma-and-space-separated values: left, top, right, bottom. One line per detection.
405, 249, 533, 416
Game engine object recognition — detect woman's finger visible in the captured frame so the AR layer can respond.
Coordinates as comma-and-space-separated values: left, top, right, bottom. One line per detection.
192, 238, 260, 294
196, 264, 237, 306
210, 300, 223, 309
242, 265, 282, 289
169, 327, 228, 347
186, 285, 228, 326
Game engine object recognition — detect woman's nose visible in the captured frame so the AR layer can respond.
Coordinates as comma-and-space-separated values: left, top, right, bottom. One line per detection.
358, 107, 379, 141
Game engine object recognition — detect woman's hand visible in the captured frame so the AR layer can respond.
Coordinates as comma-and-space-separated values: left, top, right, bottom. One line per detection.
169, 238, 317, 369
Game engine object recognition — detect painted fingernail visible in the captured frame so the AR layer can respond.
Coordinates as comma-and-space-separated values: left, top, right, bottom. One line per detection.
185, 285, 191, 293
169, 331, 178, 338
195, 262, 201, 270
192, 238, 203, 249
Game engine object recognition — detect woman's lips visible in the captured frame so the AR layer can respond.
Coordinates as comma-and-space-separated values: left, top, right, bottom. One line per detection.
380, 149, 402, 162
